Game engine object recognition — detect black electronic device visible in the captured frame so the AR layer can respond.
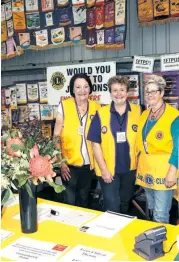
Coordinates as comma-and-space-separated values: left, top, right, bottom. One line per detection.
133, 226, 167, 261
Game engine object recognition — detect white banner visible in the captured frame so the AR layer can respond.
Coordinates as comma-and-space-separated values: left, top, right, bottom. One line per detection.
161, 53, 179, 72
132, 56, 154, 73
47, 61, 116, 105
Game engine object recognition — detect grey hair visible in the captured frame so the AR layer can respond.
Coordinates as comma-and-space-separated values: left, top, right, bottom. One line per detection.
144, 75, 166, 92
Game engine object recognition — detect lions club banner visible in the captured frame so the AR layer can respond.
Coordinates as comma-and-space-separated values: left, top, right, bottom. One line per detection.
47, 61, 116, 105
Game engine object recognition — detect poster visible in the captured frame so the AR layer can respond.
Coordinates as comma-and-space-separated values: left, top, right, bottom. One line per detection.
1, 108, 12, 128
18, 105, 29, 122
40, 104, 53, 120
39, 81, 48, 103
47, 61, 116, 105
124, 74, 139, 97
27, 83, 39, 102
16, 83, 27, 104
10, 87, 17, 109
28, 103, 40, 120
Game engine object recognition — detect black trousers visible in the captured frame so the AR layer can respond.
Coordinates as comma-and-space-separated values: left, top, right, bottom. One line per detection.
119, 170, 136, 213
62, 165, 93, 208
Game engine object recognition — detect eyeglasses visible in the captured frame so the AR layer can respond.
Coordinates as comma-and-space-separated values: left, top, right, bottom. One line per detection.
144, 90, 160, 96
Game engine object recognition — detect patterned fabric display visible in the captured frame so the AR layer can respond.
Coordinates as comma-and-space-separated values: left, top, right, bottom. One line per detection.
86, 0, 126, 49
2, 0, 127, 60
137, 0, 179, 26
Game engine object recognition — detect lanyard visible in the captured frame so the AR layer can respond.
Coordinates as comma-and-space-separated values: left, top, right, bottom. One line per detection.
115, 111, 127, 132
76, 101, 89, 126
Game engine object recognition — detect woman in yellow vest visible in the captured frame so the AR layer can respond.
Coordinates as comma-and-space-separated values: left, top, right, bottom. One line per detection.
54, 73, 100, 207
87, 76, 141, 213
136, 75, 179, 224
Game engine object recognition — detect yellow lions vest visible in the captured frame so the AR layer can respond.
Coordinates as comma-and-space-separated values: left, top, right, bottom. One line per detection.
60, 98, 100, 169
136, 104, 179, 190
94, 103, 141, 176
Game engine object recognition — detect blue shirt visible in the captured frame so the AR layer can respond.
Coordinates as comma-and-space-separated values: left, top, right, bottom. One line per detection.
142, 116, 179, 169
87, 101, 132, 174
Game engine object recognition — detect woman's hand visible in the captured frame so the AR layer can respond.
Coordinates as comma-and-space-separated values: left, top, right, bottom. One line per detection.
165, 171, 177, 188
61, 163, 71, 181
101, 169, 114, 183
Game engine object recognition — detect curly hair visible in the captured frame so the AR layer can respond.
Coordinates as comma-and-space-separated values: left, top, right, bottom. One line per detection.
107, 76, 129, 92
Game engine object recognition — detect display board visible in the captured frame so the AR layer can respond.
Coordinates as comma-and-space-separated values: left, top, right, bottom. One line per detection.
1, 0, 127, 60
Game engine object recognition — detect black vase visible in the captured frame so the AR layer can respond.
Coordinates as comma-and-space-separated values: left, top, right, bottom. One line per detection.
18, 181, 37, 233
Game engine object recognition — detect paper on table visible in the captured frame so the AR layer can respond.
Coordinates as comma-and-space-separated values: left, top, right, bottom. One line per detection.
59, 245, 115, 261
37, 203, 97, 226
13, 204, 51, 223
50, 208, 97, 227
1, 237, 69, 261
79, 211, 136, 238
4, 195, 19, 207
13, 203, 97, 227
1, 229, 14, 242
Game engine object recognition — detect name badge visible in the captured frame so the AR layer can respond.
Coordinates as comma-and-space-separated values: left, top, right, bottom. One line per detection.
116, 132, 126, 143
78, 126, 84, 135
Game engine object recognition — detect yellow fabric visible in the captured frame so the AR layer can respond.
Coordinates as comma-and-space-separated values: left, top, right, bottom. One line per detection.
136, 104, 179, 190
60, 97, 100, 168
94, 103, 141, 176
1, 198, 178, 261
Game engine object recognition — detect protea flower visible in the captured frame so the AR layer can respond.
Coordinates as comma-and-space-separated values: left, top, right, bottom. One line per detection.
6, 137, 24, 157
29, 145, 56, 180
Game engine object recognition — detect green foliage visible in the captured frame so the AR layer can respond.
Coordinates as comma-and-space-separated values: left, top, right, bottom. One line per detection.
18, 176, 28, 187
1, 188, 11, 205
11, 144, 25, 151
48, 181, 65, 193
1, 119, 66, 204
25, 182, 33, 198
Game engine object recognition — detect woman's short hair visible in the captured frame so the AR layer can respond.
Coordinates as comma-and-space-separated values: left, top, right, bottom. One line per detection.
144, 75, 166, 92
69, 73, 93, 97
107, 76, 129, 92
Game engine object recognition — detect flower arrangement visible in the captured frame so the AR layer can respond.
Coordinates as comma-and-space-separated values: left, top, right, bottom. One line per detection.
1, 119, 65, 204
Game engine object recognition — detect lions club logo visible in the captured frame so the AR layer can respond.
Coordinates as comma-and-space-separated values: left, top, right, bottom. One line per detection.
132, 124, 138, 132
145, 174, 154, 186
155, 131, 164, 140
101, 126, 107, 134
50, 72, 66, 90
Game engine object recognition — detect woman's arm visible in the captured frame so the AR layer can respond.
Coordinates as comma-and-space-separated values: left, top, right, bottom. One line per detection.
53, 112, 71, 181
92, 142, 113, 183
54, 112, 64, 138
165, 117, 179, 188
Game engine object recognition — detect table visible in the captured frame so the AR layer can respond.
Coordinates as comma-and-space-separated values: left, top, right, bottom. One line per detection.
1, 198, 179, 261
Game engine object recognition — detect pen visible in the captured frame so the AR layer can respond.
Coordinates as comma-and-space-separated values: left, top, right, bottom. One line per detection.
50, 209, 59, 216
106, 210, 136, 219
